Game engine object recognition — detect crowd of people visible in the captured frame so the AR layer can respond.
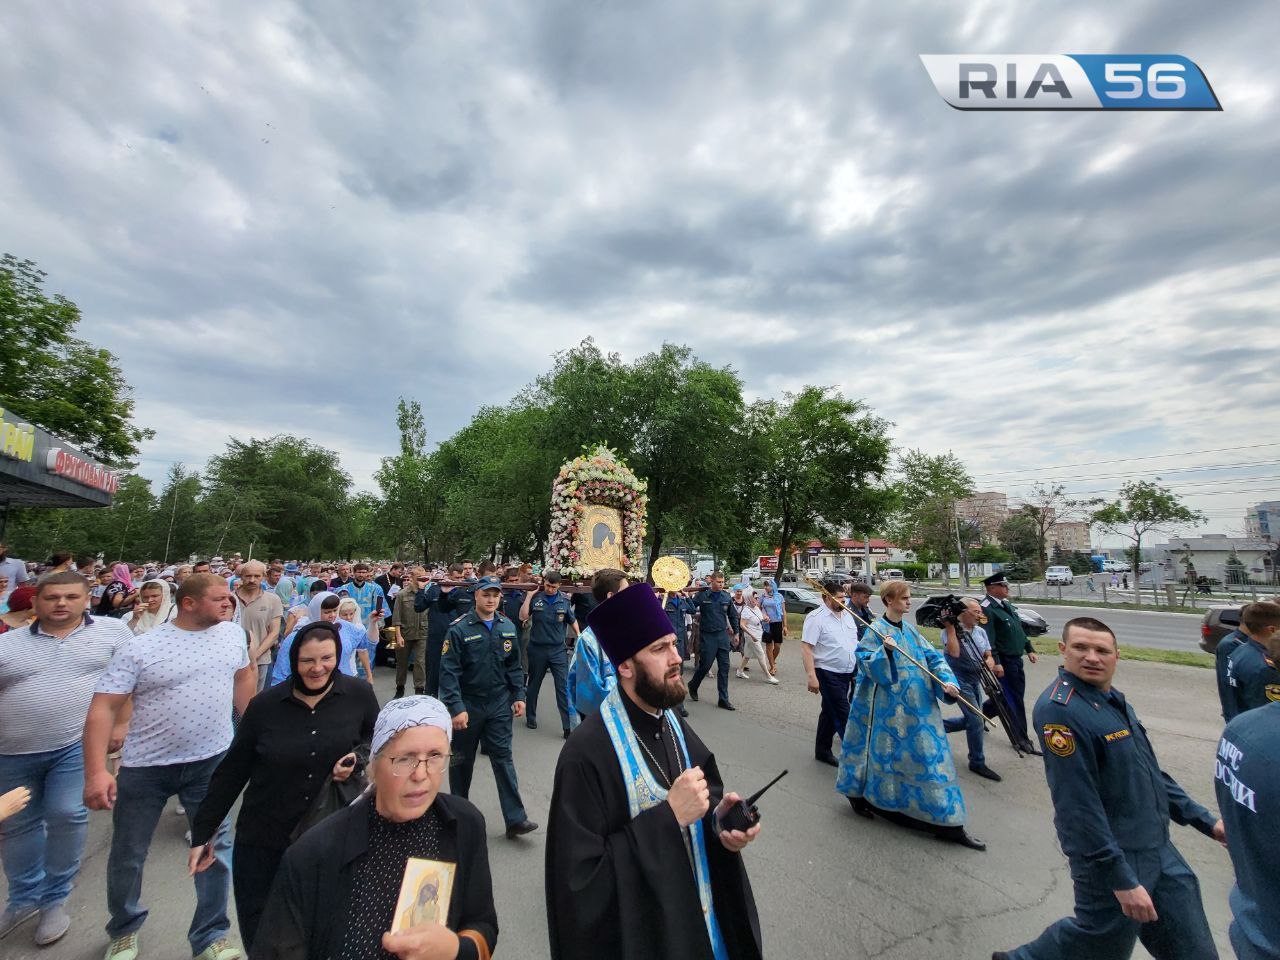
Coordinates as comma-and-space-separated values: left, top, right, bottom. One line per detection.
0, 537, 1278, 960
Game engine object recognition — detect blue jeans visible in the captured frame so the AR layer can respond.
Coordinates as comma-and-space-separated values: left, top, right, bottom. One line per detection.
105, 753, 233, 953
0, 742, 89, 911
942, 671, 986, 766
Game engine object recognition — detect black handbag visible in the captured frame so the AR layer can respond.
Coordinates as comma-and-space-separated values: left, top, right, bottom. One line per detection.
289, 746, 370, 843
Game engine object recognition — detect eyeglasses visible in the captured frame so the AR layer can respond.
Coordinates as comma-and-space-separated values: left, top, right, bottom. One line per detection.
384, 752, 451, 776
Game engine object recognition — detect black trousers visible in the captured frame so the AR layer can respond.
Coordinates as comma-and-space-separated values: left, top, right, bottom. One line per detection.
526, 644, 570, 730
815, 667, 854, 760
230, 840, 286, 953
996, 653, 1030, 743
690, 631, 732, 702
425, 630, 447, 697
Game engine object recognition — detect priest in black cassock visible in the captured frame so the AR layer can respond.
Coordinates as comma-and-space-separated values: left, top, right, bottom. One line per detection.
545, 582, 763, 960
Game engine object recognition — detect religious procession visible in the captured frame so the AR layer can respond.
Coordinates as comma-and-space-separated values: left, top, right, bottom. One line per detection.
2, 443, 1275, 960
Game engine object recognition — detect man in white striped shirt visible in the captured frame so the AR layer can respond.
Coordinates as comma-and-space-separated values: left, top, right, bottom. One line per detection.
0, 572, 133, 947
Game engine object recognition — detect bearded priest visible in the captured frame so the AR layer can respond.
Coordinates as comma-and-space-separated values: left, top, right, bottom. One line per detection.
545, 583, 763, 960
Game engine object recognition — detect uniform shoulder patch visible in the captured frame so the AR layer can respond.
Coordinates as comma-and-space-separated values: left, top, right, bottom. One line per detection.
1043, 723, 1076, 757
503, 638, 513, 653
1049, 681, 1074, 705
441, 638, 450, 655
1266, 683, 1280, 703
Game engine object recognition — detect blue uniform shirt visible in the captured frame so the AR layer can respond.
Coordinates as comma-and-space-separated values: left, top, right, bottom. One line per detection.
527, 590, 573, 647
1216, 701, 1280, 959
437, 611, 525, 716
1217, 629, 1247, 721
1224, 636, 1280, 722
437, 582, 476, 621
693, 588, 740, 635
502, 588, 526, 626
1033, 668, 1217, 892
664, 594, 690, 642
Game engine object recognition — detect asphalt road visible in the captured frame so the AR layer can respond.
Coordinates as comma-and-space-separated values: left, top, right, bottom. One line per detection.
3, 652, 1235, 960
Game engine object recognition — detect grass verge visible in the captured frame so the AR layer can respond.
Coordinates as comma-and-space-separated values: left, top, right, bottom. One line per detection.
783, 613, 1214, 669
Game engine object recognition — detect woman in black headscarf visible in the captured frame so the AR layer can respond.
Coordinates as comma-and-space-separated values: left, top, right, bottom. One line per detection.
189, 622, 380, 951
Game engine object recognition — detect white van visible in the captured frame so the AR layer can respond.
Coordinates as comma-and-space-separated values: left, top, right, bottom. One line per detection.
881, 568, 905, 581
1046, 565, 1074, 585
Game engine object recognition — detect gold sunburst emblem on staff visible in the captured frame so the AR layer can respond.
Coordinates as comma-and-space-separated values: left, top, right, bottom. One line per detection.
651, 556, 691, 595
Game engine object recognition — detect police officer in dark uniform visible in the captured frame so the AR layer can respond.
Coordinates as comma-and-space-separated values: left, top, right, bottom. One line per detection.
414, 561, 466, 697
518, 570, 578, 738
501, 568, 529, 675
688, 570, 741, 710
438, 574, 538, 839
1223, 600, 1280, 722
980, 571, 1041, 755
664, 589, 693, 661
995, 616, 1224, 960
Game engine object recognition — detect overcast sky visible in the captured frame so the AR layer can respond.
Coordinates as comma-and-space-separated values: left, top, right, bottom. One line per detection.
3, 1, 1278, 543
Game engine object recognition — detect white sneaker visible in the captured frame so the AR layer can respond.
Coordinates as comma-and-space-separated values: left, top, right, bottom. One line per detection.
175, 804, 186, 816
765, 675, 780, 685
735, 670, 749, 680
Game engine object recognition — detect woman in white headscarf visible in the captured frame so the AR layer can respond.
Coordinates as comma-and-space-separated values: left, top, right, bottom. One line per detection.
735, 589, 778, 684
252, 696, 498, 960
128, 579, 176, 635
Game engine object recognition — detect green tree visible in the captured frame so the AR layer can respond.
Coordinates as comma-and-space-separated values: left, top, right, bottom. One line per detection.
1091, 480, 1206, 602
621, 344, 744, 568
154, 464, 203, 563
889, 450, 973, 585
0, 254, 152, 464
202, 436, 352, 557
376, 398, 442, 561
748, 387, 894, 581
998, 511, 1043, 568
1015, 483, 1088, 578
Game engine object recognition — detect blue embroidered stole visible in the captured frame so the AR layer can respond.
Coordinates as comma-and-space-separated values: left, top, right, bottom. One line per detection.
599, 686, 727, 959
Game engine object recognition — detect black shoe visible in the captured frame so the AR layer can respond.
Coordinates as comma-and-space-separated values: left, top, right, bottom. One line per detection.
938, 829, 986, 851
717, 700, 736, 711
816, 754, 839, 767
689, 687, 699, 702
993, 953, 1011, 960
414, 687, 425, 695
394, 686, 405, 699
849, 796, 874, 820
969, 763, 1003, 782
505, 820, 539, 839
526, 720, 538, 730
1020, 741, 1043, 756
678, 706, 689, 718
562, 729, 570, 740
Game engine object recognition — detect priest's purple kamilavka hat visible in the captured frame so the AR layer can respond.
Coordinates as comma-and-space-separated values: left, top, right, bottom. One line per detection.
587, 583, 675, 667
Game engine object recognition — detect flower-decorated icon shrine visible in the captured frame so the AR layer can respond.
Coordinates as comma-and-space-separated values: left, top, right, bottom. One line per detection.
547, 446, 647, 580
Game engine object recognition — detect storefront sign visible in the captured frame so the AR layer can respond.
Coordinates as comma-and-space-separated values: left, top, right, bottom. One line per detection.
45, 448, 119, 494
0, 408, 36, 463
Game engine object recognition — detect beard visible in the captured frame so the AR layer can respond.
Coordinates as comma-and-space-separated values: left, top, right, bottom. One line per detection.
634, 660, 687, 710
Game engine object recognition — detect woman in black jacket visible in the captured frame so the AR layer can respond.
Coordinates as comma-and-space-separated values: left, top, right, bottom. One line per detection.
189, 622, 380, 951
251, 696, 497, 960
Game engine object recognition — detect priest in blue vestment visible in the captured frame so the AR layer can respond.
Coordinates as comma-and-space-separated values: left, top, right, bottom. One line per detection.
836, 580, 987, 851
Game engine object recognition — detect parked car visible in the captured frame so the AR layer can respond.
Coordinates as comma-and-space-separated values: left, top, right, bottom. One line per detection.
1017, 605, 1050, 637
777, 585, 822, 615
1199, 605, 1242, 654
881, 569, 905, 581
1102, 559, 1131, 573
1045, 565, 1074, 586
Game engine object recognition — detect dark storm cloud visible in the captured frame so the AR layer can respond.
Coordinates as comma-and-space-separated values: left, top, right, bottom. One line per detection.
0, 0, 1277, 529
